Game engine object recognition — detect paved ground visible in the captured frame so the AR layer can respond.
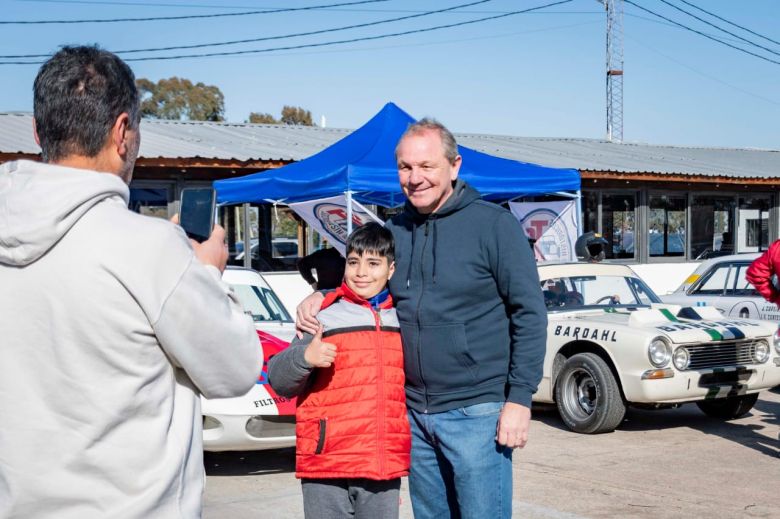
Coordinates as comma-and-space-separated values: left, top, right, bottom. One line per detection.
204, 388, 779, 518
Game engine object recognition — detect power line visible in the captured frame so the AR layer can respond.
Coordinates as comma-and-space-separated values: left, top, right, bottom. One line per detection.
0, 0, 575, 64
625, 12, 754, 46
15, 0, 601, 14
626, 32, 780, 107
623, 0, 780, 66
0, 0, 388, 24
656, 0, 780, 58
124, 0, 576, 62
123, 19, 603, 60
0, 0, 496, 58
676, 0, 780, 48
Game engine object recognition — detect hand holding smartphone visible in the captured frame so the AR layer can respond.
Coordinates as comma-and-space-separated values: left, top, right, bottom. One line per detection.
179, 187, 216, 242
177, 187, 228, 272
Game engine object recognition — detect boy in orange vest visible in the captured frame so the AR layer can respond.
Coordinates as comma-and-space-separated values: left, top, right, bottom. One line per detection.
268, 222, 410, 519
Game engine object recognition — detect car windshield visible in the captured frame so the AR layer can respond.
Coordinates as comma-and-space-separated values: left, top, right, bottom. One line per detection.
540, 275, 661, 311
230, 283, 293, 322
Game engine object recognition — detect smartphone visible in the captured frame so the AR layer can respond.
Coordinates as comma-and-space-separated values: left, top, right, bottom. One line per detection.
179, 187, 216, 242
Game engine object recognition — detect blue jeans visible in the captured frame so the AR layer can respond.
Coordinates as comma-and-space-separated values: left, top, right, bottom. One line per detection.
408, 402, 512, 519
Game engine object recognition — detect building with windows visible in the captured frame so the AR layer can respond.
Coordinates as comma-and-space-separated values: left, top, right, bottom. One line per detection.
2, 112, 778, 291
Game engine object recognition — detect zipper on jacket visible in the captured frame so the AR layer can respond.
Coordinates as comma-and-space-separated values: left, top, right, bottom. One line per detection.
373, 307, 387, 476
315, 418, 327, 454
415, 221, 430, 413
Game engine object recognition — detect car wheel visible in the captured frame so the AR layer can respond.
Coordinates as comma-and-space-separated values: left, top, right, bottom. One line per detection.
695, 393, 758, 420
551, 353, 566, 388
738, 308, 750, 318
554, 353, 626, 434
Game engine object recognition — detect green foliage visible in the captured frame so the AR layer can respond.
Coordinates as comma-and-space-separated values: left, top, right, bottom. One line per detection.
247, 112, 279, 124
137, 77, 225, 121
247, 106, 315, 126
280, 105, 314, 126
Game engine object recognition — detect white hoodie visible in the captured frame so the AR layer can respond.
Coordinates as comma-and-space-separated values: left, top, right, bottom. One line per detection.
0, 160, 261, 518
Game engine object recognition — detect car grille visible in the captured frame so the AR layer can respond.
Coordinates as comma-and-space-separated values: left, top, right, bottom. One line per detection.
245, 415, 295, 438
685, 340, 760, 370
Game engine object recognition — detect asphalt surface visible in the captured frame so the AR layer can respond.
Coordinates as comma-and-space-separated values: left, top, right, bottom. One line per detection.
204, 388, 779, 518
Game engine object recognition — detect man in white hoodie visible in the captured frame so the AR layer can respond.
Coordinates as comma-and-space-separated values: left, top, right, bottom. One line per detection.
0, 46, 261, 518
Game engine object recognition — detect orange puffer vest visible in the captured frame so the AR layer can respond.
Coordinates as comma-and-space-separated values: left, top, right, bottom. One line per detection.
295, 283, 410, 480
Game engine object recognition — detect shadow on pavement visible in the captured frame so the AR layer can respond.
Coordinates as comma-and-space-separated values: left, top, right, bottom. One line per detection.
205, 447, 295, 477
533, 396, 779, 459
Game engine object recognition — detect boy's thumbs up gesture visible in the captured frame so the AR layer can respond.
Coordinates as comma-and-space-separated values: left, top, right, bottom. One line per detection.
304, 325, 338, 368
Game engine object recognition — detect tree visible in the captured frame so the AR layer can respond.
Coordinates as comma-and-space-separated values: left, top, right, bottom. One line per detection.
248, 112, 278, 124
280, 105, 314, 126
137, 77, 225, 121
246, 106, 316, 126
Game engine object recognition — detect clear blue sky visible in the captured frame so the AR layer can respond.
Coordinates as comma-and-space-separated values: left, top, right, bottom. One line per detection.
1, 0, 779, 148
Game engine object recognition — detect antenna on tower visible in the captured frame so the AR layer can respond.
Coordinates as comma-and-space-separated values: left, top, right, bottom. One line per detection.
603, 0, 624, 142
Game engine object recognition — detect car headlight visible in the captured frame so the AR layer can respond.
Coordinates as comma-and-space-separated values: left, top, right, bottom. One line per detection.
673, 347, 690, 370
773, 327, 780, 354
753, 340, 770, 364
648, 338, 671, 367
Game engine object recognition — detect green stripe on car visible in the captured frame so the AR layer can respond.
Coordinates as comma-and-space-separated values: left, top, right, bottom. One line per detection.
659, 308, 680, 322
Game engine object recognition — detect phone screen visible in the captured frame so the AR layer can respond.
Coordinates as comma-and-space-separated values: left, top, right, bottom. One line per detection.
179, 188, 216, 242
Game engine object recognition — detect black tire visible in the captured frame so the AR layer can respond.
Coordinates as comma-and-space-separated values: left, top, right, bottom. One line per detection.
551, 353, 566, 389
695, 393, 758, 420
554, 353, 626, 434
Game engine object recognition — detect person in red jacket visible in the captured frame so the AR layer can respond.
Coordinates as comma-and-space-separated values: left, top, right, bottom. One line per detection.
268, 222, 409, 519
746, 240, 780, 304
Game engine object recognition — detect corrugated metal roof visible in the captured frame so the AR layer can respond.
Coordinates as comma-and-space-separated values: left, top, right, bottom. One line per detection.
455, 134, 780, 178
2, 112, 779, 178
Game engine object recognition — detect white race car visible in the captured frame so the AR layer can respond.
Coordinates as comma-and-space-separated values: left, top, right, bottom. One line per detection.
535, 263, 780, 434
202, 267, 297, 451
661, 253, 780, 321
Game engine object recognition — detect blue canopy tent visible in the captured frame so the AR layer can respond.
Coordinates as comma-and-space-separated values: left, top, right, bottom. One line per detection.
214, 102, 580, 212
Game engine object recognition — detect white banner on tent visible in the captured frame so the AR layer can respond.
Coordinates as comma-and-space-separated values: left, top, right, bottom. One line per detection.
288, 195, 383, 255
509, 200, 577, 262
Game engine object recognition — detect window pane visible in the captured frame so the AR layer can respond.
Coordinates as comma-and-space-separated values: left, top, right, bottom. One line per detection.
738, 195, 770, 253
693, 265, 729, 295
230, 283, 292, 322
582, 191, 598, 233
129, 187, 172, 218
690, 196, 734, 260
250, 205, 298, 272
601, 193, 636, 259
648, 195, 686, 257
541, 275, 659, 310
731, 265, 759, 296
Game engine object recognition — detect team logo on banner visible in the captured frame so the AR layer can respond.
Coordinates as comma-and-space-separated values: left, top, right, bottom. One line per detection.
289, 195, 384, 255
521, 208, 572, 260
509, 201, 578, 262
314, 203, 375, 244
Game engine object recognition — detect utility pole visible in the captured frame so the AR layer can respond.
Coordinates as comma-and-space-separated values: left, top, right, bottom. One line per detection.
603, 0, 624, 142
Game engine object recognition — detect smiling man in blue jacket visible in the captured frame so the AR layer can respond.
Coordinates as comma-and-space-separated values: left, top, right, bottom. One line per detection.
298, 118, 547, 518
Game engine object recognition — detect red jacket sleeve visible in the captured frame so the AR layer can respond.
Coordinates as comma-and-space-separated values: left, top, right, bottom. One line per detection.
746, 240, 780, 304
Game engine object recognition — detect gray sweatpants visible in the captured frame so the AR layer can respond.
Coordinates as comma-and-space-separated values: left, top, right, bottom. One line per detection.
301, 477, 401, 519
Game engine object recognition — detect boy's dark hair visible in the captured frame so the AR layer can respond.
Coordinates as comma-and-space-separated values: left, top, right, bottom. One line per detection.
346, 222, 394, 263
33, 45, 140, 162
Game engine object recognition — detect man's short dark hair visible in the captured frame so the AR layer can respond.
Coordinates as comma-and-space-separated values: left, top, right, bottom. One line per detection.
346, 222, 395, 263
33, 45, 140, 162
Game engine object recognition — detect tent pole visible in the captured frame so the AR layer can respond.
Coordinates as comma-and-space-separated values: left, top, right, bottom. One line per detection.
576, 189, 583, 236
241, 203, 251, 269
346, 190, 354, 236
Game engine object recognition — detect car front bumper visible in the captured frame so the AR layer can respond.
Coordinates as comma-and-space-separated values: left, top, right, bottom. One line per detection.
621, 363, 780, 404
